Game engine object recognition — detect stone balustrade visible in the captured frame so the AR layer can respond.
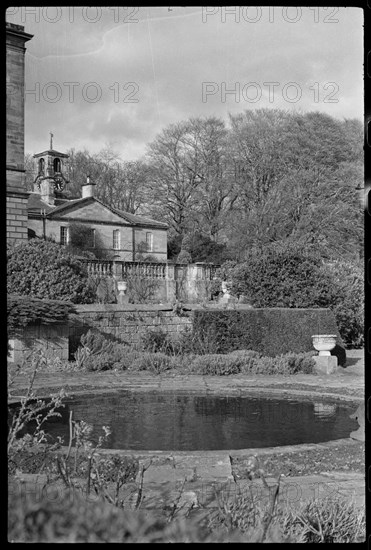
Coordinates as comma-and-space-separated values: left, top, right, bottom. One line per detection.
80, 259, 221, 303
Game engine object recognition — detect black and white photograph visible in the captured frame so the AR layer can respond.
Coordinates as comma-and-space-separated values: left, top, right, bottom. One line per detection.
7, 5, 365, 543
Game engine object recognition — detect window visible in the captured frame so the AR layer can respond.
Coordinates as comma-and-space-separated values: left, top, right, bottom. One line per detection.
146, 232, 153, 252
38, 158, 45, 175
113, 229, 120, 250
53, 158, 61, 173
88, 229, 96, 248
60, 226, 69, 245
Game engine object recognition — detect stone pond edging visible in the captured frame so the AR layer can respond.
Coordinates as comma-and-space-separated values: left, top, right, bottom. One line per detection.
9, 361, 365, 512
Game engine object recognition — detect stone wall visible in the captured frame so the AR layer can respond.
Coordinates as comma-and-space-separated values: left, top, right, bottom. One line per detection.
28, 215, 168, 262
8, 323, 69, 364
6, 22, 33, 245
69, 304, 193, 356
6, 193, 29, 243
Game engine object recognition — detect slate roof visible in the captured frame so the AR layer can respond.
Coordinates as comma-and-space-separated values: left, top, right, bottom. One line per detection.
27, 193, 168, 229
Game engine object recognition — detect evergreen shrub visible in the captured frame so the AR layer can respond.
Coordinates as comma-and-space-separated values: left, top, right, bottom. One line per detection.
7, 239, 95, 304
188, 354, 242, 375
129, 352, 173, 374
7, 295, 75, 335
192, 308, 346, 366
227, 244, 337, 308
74, 330, 131, 371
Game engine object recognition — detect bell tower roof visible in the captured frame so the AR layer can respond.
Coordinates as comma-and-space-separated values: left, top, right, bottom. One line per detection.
33, 133, 69, 158
33, 149, 69, 158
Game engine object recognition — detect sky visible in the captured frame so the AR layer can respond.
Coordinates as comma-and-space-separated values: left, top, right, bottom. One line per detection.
6, 6, 364, 161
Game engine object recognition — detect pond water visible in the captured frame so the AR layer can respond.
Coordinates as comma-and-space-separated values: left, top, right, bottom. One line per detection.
16, 391, 358, 451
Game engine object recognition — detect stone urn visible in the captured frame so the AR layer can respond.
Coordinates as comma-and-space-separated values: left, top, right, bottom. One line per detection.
117, 280, 128, 304
311, 334, 337, 356
117, 280, 127, 293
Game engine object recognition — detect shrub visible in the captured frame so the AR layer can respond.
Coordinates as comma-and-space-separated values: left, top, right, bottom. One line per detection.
126, 276, 161, 304
74, 330, 130, 371
192, 308, 346, 366
227, 243, 337, 308
280, 497, 365, 543
129, 352, 173, 374
226, 245, 364, 348
185, 232, 228, 264
324, 260, 364, 348
246, 352, 316, 375
8, 486, 226, 542
230, 350, 262, 372
92, 454, 139, 484
177, 325, 220, 355
7, 295, 75, 335
177, 250, 192, 264
167, 354, 198, 371
7, 239, 95, 304
188, 354, 242, 375
141, 329, 172, 353
66, 222, 112, 260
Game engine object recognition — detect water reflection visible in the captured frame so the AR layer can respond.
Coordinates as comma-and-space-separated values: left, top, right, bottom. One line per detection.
313, 402, 337, 418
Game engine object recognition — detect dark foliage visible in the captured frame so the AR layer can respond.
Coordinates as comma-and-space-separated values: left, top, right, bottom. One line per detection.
7, 295, 75, 335
7, 239, 95, 304
191, 308, 346, 366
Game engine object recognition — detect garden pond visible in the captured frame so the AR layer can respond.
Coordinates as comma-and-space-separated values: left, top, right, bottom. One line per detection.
11, 391, 358, 451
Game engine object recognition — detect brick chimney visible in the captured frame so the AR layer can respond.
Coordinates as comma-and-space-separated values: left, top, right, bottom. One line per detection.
81, 175, 95, 198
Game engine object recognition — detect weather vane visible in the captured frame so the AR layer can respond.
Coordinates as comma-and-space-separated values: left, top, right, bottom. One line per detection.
50, 131, 53, 150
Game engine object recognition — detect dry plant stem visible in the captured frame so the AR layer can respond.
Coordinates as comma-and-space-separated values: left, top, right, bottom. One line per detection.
86, 455, 92, 496
260, 474, 282, 542
56, 456, 70, 488
97, 469, 116, 505
7, 359, 40, 451
114, 470, 122, 504
135, 460, 152, 509
167, 479, 186, 522
65, 411, 74, 462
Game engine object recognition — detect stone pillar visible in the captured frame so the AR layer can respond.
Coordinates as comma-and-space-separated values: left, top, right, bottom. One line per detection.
312, 356, 338, 375
113, 260, 128, 304
6, 22, 33, 244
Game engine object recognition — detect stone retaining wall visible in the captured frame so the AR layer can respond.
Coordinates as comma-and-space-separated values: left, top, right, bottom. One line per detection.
8, 323, 69, 363
69, 304, 193, 356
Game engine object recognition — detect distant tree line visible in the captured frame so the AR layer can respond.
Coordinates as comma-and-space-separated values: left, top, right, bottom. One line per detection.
25, 109, 363, 263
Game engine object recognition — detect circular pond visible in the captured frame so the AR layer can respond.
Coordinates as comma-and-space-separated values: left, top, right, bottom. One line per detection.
17, 391, 358, 451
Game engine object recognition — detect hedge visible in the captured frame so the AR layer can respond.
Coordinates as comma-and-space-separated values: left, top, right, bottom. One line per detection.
7, 239, 95, 304
192, 308, 346, 366
7, 295, 76, 336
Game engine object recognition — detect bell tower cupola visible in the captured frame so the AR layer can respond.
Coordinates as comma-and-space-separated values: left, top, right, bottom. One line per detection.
33, 133, 70, 205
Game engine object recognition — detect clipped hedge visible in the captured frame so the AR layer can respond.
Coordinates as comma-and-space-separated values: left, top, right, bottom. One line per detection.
192, 308, 346, 366
7, 295, 76, 335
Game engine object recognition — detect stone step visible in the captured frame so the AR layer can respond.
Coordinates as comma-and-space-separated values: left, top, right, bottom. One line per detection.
137, 454, 233, 484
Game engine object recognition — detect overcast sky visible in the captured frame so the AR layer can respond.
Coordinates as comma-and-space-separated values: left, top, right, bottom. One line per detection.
7, 6, 363, 161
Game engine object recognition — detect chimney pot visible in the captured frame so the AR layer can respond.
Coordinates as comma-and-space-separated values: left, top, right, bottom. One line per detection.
82, 178, 95, 198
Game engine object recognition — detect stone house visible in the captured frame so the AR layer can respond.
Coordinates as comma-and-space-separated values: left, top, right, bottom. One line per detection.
27, 143, 168, 261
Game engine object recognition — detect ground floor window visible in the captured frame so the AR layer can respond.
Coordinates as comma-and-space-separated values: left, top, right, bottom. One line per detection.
88, 228, 96, 248
146, 231, 153, 252
60, 226, 69, 245
113, 229, 120, 249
